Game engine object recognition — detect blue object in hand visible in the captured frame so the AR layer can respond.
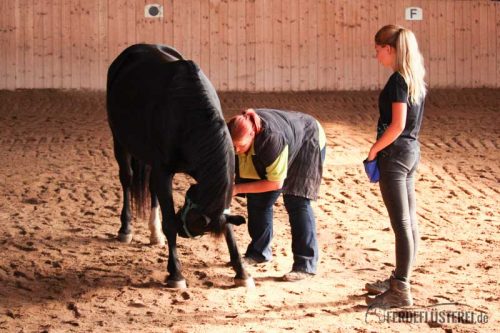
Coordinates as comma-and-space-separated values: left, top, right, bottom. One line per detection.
363, 159, 380, 183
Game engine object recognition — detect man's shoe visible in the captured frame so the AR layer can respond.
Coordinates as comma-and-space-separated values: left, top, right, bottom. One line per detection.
243, 256, 270, 265
282, 270, 315, 282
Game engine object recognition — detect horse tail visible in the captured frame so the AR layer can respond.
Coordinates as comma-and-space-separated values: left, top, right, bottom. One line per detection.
130, 158, 151, 218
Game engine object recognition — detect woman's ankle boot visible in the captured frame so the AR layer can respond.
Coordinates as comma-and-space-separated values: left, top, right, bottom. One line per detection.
366, 276, 413, 308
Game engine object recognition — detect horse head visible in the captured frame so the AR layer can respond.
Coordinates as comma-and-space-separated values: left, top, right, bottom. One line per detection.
175, 184, 245, 238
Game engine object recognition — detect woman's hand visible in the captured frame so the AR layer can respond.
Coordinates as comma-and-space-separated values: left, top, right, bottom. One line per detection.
367, 146, 378, 161
367, 102, 407, 161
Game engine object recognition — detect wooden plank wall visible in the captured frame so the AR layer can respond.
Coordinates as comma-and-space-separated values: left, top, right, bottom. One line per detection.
1, 0, 499, 90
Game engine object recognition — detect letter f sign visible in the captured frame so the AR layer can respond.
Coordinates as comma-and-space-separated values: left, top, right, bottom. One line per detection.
405, 7, 423, 21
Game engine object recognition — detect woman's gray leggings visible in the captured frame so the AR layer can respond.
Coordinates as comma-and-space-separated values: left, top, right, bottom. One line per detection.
378, 146, 420, 282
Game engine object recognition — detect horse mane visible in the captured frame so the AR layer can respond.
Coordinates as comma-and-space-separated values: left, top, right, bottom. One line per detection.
165, 61, 234, 234
107, 44, 185, 92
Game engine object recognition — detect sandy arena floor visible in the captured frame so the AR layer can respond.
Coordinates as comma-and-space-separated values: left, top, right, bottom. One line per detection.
0, 89, 498, 332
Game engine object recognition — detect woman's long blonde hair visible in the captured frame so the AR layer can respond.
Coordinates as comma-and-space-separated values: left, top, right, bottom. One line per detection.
375, 24, 427, 104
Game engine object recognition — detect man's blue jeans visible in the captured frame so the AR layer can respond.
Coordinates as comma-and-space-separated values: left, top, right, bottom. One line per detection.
245, 192, 318, 274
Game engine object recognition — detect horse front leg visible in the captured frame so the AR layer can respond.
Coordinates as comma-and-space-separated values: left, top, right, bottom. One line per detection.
225, 224, 255, 288
152, 166, 186, 288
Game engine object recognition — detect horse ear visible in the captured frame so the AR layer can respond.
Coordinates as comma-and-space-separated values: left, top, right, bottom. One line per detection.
225, 215, 246, 226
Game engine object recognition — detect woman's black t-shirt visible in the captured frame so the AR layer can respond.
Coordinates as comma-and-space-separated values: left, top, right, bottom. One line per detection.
377, 71, 425, 150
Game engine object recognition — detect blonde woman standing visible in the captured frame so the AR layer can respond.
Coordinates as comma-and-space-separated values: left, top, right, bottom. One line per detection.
365, 25, 427, 307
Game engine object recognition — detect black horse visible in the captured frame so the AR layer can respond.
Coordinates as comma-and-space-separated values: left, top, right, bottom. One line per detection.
106, 44, 253, 288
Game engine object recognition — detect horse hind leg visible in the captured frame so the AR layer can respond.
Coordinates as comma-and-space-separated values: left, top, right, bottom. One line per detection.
114, 140, 134, 243
148, 187, 166, 246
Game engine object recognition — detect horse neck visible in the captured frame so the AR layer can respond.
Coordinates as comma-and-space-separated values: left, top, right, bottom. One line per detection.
188, 126, 234, 219
171, 66, 234, 218
198, 172, 231, 214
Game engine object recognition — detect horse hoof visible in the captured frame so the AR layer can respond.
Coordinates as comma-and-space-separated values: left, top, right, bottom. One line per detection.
149, 235, 166, 246
167, 279, 187, 289
118, 232, 133, 244
234, 277, 255, 288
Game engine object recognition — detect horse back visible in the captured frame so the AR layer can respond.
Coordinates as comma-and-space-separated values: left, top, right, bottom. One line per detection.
107, 44, 223, 169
